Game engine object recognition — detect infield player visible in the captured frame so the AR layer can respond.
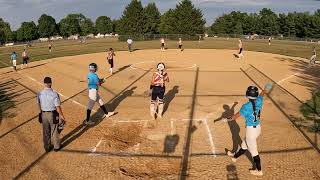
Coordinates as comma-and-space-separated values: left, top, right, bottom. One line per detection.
85, 63, 115, 125
107, 48, 115, 75
160, 38, 165, 51
149, 63, 169, 119
10, 51, 17, 72
238, 39, 244, 59
178, 38, 183, 51
21, 49, 29, 69
309, 46, 317, 66
226, 83, 272, 176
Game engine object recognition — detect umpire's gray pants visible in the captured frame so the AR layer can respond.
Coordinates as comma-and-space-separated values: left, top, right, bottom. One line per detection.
42, 112, 60, 150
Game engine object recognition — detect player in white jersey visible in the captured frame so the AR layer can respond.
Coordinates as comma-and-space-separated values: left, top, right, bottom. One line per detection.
149, 63, 169, 119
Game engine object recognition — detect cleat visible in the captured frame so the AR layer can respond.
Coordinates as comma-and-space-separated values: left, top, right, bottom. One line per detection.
227, 151, 235, 157
249, 169, 263, 176
105, 112, 115, 118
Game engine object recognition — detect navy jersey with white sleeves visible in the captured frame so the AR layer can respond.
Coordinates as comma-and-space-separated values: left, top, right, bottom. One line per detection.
87, 72, 100, 90
239, 96, 263, 126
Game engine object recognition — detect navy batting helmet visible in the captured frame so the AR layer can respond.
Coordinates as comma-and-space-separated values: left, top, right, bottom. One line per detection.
246, 86, 259, 99
89, 63, 97, 71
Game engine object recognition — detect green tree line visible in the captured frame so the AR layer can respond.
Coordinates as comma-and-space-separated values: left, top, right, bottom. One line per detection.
1, 1, 320, 44
210, 8, 320, 38
0, 0, 204, 43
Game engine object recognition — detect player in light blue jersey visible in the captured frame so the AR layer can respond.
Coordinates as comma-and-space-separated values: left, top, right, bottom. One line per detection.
85, 63, 114, 125
227, 83, 273, 176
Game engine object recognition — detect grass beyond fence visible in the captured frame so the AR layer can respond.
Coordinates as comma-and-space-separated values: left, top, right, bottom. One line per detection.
0, 37, 319, 68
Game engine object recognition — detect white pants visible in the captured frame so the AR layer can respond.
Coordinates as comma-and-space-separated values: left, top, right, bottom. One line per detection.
310, 55, 316, 65
241, 125, 261, 157
87, 89, 104, 110
12, 60, 16, 67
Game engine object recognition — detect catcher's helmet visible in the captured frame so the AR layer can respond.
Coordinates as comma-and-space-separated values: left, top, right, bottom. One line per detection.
157, 62, 165, 71
246, 86, 259, 99
89, 63, 97, 71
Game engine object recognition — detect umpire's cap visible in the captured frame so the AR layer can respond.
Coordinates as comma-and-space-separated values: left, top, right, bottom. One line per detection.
44, 77, 52, 84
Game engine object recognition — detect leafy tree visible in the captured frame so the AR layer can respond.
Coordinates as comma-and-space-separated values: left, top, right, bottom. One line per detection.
59, 14, 81, 37
16, 21, 38, 41
159, 9, 176, 34
117, 0, 145, 34
80, 18, 95, 35
258, 8, 280, 35
0, 18, 13, 43
95, 16, 113, 34
38, 14, 57, 38
172, 0, 206, 35
59, 13, 93, 37
143, 2, 161, 34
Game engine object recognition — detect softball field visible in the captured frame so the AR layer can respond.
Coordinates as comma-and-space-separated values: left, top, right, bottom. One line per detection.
0, 48, 319, 179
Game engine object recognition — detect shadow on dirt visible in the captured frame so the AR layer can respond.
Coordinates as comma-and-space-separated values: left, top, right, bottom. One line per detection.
214, 102, 255, 169
163, 86, 179, 115
0, 79, 28, 125
226, 164, 238, 180
163, 134, 179, 153
107, 86, 136, 112
214, 102, 241, 153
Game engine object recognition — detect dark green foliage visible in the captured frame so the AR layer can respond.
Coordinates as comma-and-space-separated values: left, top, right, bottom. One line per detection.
95, 16, 113, 35
38, 14, 58, 38
16, 21, 38, 41
59, 13, 94, 37
211, 8, 320, 38
0, 18, 13, 43
300, 90, 320, 133
159, 9, 176, 34
143, 2, 161, 34
117, 0, 145, 35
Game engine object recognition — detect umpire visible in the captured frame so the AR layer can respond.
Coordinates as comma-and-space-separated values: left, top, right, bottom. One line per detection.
37, 77, 66, 152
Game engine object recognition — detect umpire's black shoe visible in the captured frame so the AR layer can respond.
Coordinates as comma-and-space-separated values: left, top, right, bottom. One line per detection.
45, 145, 53, 152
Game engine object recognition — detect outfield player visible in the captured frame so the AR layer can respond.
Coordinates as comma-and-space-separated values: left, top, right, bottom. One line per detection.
149, 63, 169, 119
160, 38, 165, 51
10, 51, 17, 72
107, 48, 115, 75
21, 49, 29, 69
310, 46, 317, 66
238, 39, 244, 59
178, 38, 183, 51
48, 43, 52, 54
85, 63, 114, 125
268, 37, 271, 46
226, 84, 272, 176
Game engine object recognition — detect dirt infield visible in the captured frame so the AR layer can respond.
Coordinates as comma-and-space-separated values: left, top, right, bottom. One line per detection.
0, 49, 319, 179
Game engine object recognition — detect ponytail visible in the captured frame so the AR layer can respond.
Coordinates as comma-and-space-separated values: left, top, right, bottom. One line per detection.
250, 99, 257, 122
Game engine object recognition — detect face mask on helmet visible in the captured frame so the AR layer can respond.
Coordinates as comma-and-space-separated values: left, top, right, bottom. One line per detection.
89, 63, 97, 71
246, 86, 259, 99
157, 63, 165, 71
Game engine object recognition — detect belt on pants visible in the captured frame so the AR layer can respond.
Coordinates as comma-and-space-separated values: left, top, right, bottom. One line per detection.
89, 88, 98, 90
42, 111, 55, 113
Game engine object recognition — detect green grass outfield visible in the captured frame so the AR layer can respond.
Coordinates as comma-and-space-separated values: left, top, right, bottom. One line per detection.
0, 37, 319, 68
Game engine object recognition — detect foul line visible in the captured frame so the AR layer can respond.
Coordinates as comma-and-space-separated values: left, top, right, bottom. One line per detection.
277, 65, 312, 84
203, 114, 217, 157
